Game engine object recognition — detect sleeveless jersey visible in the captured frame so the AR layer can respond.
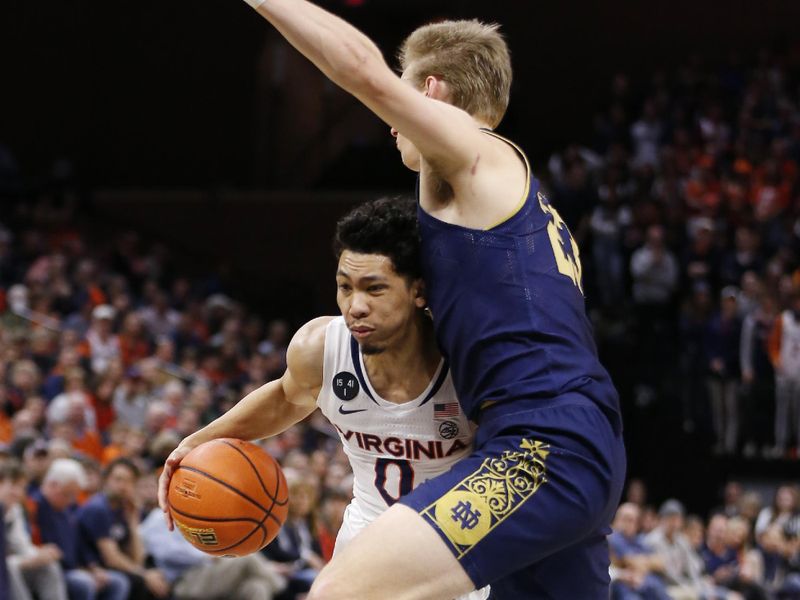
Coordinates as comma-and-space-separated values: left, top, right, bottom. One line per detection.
417, 132, 622, 428
317, 317, 476, 523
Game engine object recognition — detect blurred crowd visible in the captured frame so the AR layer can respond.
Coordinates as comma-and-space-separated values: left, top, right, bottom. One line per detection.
610, 479, 800, 599
0, 208, 354, 600
1, 39, 800, 600
546, 46, 800, 459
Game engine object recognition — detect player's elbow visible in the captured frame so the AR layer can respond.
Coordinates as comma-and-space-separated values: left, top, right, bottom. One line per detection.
331, 46, 390, 99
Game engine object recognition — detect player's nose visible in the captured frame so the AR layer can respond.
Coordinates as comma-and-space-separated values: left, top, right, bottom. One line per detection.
349, 293, 369, 318
390, 127, 398, 138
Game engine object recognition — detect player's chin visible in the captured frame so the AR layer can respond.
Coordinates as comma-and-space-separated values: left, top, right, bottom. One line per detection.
359, 342, 386, 355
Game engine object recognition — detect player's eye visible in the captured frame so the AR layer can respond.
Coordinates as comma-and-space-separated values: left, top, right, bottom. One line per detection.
367, 284, 387, 293
337, 283, 351, 292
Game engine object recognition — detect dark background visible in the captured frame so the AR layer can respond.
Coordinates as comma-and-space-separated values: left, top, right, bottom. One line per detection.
2, 0, 799, 510
3, 1, 800, 187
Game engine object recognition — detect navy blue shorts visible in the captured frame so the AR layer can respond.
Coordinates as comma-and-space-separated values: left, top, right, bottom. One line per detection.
399, 395, 626, 599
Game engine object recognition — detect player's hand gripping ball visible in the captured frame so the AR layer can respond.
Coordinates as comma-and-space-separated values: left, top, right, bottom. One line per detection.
167, 438, 289, 556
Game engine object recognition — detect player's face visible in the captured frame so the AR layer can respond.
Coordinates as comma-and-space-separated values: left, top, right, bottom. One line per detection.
336, 251, 426, 355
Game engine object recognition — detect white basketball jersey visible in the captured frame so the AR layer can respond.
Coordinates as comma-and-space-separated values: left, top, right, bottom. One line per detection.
318, 318, 489, 600
318, 317, 475, 522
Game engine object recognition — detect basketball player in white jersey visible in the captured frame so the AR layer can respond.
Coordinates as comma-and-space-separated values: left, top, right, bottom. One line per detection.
158, 198, 489, 600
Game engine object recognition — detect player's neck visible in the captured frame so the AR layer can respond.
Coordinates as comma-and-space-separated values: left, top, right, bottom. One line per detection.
362, 316, 440, 403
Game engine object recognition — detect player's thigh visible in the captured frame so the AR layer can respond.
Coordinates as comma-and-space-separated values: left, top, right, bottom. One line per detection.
401, 401, 626, 590
308, 503, 475, 600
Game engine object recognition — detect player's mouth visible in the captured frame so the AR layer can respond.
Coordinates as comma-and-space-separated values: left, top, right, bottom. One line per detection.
349, 326, 375, 340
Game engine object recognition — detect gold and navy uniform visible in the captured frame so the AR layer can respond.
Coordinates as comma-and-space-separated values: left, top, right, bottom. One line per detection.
399, 132, 627, 598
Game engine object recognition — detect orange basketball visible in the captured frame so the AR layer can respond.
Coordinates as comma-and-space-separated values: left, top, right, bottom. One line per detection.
167, 438, 289, 557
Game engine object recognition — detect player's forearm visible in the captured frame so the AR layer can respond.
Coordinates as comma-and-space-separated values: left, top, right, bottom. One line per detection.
248, 0, 388, 95
183, 379, 309, 447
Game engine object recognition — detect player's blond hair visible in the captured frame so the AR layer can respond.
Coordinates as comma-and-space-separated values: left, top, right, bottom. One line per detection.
399, 19, 512, 128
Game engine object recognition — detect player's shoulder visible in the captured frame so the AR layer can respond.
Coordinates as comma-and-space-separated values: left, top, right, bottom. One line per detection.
292, 316, 337, 347
286, 316, 337, 386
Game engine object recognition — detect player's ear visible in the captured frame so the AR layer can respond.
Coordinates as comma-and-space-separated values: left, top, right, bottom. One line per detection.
424, 76, 450, 102
412, 278, 427, 308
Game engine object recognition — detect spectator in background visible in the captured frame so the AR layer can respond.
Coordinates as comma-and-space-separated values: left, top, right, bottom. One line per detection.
42, 346, 84, 401
139, 506, 286, 600
702, 515, 739, 594
768, 291, 800, 458
758, 524, 791, 593
262, 475, 325, 600
20, 439, 50, 494
645, 500, 729, 599
720, 228, 763, 289
315, 490, 350, 563
705, 287, 743, 455
8, 359, 41, 413
684, 515, 706, 552
3, 459, 68, 600
589, 185, 631, 311
625, 479, 649, 507
47, 368, 97, 432
28, 458, 130, 600
740, 293, 778, 457
680, 282, 715, 433
76, 458, 169, 600
117, 313, 150, 368
715, 482, 744, 519
682, 218, 720, 294
755, 486, 800, 539
84, 305, 120, 376
630, 225, 679, 401
138, 291, 180, 340
608, 502, 671, 600
111, 367, 150, 432
0, 459, 14, 599
725, 516, 769, 600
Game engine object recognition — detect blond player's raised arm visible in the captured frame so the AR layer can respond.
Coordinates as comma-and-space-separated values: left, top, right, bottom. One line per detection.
244, 0, 496, 181
157, 316, 332, 527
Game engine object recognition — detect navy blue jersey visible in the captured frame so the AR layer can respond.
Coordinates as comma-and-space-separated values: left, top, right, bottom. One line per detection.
417, 133, 621, 427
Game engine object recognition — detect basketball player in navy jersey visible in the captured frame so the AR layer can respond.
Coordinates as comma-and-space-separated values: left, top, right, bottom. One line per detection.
231, 2, 627, 599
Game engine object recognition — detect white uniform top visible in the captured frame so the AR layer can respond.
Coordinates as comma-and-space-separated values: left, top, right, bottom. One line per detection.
317, 317, 489, 600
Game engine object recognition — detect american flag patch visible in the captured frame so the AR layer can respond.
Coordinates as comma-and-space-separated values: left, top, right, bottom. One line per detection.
434, 402, 460, 419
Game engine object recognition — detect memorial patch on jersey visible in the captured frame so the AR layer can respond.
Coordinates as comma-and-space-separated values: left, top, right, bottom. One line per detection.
420, 438, 549, 558
332, 371, 359, 401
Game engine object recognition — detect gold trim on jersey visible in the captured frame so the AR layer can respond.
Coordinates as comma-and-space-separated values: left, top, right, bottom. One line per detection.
481, 130, 532, 230
420, 438, 549, 558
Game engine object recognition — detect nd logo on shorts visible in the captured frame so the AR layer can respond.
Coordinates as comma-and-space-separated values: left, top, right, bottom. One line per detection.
424, 438, 549, 558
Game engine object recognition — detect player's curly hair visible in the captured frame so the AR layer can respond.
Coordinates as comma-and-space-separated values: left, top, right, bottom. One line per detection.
333, 197, 421, 281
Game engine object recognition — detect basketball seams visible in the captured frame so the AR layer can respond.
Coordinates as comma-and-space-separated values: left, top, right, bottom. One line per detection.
170, 439, 287, 556
218, 440, 288, 508
175, 465, 271, 514
170, 505, 269, 554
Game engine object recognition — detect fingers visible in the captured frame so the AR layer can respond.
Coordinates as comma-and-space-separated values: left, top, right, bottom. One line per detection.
157, 464, 171, 512
158, 461, 176, 531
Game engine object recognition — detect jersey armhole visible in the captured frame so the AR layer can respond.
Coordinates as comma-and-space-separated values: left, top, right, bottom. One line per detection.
481, 129, 532, 230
